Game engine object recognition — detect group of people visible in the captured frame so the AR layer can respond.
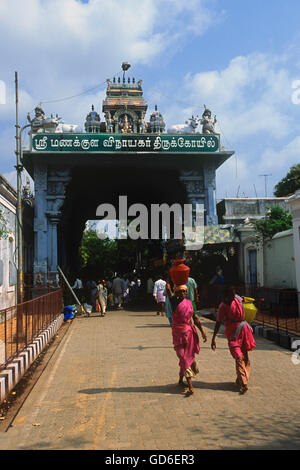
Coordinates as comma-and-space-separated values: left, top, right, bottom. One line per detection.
149, 273, 256, 397
72, 278, 108, 316
72, 273, 142, 315
72, 270, 256, 397
149, 274, 199, 324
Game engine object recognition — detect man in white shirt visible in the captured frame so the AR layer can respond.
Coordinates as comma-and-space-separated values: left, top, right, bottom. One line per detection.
72, 278, 83, 289
153, 277, 166, 316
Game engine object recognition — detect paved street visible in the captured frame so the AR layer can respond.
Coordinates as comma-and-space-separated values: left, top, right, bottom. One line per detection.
0, 306, 299, 450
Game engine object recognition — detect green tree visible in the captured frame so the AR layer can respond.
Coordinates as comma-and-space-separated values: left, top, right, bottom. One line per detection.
80, 230, 118, 278
251, 206, 292, 241
0, 209, 8, 239
274, 163, 300, 197
80, 230, 140, 279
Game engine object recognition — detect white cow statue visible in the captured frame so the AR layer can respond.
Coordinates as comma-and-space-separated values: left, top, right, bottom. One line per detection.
55, 123, 80, 133
27, 106, 60, 133
167, 115, 199, 134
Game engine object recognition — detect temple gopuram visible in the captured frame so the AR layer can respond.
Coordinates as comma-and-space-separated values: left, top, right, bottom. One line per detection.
22, 63, 234, 287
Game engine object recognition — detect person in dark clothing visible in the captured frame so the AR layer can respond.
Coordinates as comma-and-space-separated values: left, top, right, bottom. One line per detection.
86, 280, 98, 312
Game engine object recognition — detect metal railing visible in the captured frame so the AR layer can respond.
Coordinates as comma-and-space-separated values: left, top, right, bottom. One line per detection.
0, 289, 63, 370
199, 284, 300, 336
23, 274, 55, 301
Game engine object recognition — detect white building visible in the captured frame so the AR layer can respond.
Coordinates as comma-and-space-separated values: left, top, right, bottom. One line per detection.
286, 190, 300, 313
0, 175, 17, 309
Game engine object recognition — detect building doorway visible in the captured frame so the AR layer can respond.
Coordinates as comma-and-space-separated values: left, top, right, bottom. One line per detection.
248, 248, 257, 287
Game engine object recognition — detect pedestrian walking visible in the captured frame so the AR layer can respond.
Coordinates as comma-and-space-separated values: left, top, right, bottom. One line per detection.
164, 277, 173, 326
86, 279, 98, 312
209, 266, 225, 308
123, 275, 131, 306
167, 284, 207, 396
211, 286, 256, 394
112, 274, 125, 309
186, 275, 200, 316
153, 276, 166, 316
97, 280, 108, 316
72, 276, 83, 303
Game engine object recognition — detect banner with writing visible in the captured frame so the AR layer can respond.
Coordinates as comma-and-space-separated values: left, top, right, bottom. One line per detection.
31, 133, 220, 153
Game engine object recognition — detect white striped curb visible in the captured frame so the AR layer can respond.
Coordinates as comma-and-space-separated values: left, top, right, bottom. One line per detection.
0, 314, 64, 404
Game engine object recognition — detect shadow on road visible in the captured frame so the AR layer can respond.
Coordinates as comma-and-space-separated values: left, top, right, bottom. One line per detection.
129, 314, 160, 317
78, 380, 240, 396
135, 324, 171, 328
194, 381, 237, 392
122, 345, 172, 350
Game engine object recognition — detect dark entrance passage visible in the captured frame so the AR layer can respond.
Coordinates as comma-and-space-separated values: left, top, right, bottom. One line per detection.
59, 163, 187, 276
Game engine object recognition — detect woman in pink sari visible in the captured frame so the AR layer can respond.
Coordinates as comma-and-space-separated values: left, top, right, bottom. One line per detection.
168, 284, 207, 396
211, 286, 256, 394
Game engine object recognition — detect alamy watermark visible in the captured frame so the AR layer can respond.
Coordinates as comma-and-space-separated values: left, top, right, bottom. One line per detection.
0, 80, 6, 105
95, 196, 204, 251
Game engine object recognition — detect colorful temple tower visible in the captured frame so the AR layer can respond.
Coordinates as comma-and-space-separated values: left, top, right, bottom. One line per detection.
149, 105, 165, 134
102, 68, 148, 134
84, 105, 101, 133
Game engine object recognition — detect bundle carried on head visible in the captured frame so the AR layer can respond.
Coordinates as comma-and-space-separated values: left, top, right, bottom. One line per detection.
169, 259, 190, 285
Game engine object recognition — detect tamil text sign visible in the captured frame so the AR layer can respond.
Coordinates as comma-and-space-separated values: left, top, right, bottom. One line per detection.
31, 133, 220, 153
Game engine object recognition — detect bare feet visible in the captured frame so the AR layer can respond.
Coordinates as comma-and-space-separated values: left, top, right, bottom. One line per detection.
239, 385, 248, 394
185, 388, 194, 396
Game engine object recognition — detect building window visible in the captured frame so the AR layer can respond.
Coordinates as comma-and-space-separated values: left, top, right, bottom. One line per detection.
248, 248, 257, 287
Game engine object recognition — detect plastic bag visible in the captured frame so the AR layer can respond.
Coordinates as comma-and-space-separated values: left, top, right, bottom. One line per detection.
83, 303, 92, 313
63, 305, 75, 321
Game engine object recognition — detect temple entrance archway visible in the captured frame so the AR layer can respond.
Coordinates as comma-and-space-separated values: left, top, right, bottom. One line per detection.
22, 65, 234, 289
23, 145, 233, 289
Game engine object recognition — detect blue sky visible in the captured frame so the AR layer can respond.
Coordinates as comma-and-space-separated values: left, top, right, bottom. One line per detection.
0, 0, 300, 199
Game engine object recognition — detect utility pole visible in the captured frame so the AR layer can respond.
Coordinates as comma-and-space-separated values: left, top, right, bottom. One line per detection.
15, 71, 24, 304
259, 174, 272, 197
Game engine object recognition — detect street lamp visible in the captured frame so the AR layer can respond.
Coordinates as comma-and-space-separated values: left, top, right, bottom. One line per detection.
15, 71, 31, 303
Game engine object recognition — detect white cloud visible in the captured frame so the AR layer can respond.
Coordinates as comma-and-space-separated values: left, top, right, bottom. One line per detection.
0, 1, 298, 205
183, 53, 295, 141
0, 0, 217, 93
0, 0, 219, 174
216, 136, 300, 199
258, 136, 300, 175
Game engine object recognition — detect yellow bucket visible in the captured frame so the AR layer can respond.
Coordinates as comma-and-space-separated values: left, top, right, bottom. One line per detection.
242, 297, 257, 323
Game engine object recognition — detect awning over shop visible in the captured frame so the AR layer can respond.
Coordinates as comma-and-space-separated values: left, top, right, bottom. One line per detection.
204, 225, 239, 244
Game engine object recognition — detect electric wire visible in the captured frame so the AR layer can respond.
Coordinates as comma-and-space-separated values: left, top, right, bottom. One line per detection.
38, 69, 123, 106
